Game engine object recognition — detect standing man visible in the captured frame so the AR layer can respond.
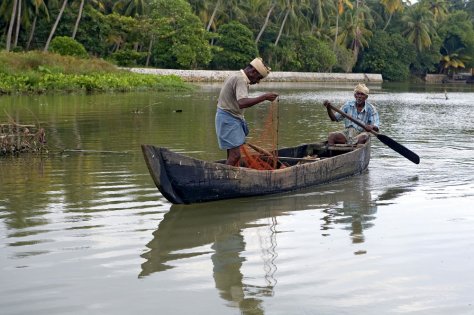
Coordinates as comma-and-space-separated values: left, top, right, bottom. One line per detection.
323, 83, 379, 145
215, 57, 279, 166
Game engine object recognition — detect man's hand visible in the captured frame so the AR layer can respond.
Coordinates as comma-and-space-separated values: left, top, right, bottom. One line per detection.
365, 125, 379, 132
264, 92, 279, 102
238, 92, 279, 109
323, 100, 337, 122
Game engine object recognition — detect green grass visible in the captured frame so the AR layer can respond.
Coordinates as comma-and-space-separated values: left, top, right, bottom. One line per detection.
0, 51, 192, 94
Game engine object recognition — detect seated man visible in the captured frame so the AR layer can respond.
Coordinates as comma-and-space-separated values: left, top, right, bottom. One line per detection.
323, 83, 379, 145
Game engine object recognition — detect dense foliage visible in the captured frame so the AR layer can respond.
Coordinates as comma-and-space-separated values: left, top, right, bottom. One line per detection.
1, 0, 473, 81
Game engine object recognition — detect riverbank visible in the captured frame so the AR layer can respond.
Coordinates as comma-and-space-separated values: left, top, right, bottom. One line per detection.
127, 68, 383, 83
0, 51, 192, 95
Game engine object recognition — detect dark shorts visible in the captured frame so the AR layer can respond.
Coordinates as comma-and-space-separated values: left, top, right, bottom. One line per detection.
215, 108, 249, 149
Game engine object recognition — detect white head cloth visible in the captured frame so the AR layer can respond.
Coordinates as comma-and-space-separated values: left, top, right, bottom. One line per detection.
354, 83, 369, 95
250, 57, 271, 78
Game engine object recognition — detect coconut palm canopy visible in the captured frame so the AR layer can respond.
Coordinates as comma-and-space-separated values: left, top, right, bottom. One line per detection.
1, 0, 473, 79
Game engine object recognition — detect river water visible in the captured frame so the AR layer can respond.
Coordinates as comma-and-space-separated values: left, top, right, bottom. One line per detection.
1, 82, 473, 315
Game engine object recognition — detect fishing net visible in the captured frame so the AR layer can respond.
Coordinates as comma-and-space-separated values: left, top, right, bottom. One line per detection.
240, 100, 285, 170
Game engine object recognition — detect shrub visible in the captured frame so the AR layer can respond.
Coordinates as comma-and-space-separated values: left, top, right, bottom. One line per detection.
333, 45, 356, 73
295, 36, 336, 72
149, 0, 211, 69
211, 21, 258, 70
50, 36, 89, 59
357, 31, 416, 81
109, 49, 146, 67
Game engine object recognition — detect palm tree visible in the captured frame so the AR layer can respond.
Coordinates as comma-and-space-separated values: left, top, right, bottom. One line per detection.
333, 0, 353, 50
4, 0, 19, 51
206, 0, 222, 31
13, 0, 22, 47
90, 0, 112, 13
401, 4, 436, 51
44, 0, 68, 52
221, 0, 248, 22
9, 0, 50, 50
113, 0, 147, 17
309, 0, 334, 31
72, 0, 85, 39
380, 0, 404, 31
188, 0, 211, 28
26, 0, 50, 50
335, 3, 373, 61
70, 0, 105, 39
275, 3, 290, 46
254, 0, 275, 43
439, 49, 470, 75
275, 0, 310, 46
421, 0, 449, 22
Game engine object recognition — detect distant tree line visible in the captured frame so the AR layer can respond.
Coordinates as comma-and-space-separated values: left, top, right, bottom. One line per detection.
1, 0, 473, 81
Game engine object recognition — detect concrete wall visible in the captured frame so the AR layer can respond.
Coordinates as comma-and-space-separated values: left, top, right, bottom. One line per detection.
127, 68, 383, 83
425, 74, 447, 83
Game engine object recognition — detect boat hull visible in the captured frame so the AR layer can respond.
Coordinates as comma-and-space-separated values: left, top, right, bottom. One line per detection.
141, 141, 370, 204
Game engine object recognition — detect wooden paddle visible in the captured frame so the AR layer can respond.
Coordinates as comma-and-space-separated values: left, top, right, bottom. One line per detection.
325, 103, 420, 164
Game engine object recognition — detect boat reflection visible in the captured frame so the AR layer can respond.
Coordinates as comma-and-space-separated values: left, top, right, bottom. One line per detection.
139, 174, 413, 313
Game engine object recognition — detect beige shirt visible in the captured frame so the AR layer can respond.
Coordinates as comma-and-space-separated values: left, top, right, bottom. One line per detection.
217, 70, 250, 119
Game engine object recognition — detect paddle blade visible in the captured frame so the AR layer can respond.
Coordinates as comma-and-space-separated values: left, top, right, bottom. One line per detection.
376, 134, 420, 164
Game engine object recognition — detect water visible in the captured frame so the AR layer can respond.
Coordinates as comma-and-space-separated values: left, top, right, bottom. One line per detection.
1, 83, 473, 315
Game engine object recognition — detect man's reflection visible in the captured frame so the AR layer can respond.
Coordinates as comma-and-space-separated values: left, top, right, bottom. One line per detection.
211, 232, 265, 314
320, 177, 376, 244
320, 175, 415, 244
139, 174, 413, 313
140, 201, 279, 314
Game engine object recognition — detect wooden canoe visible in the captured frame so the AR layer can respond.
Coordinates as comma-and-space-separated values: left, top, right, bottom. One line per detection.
141, 139, 371, 204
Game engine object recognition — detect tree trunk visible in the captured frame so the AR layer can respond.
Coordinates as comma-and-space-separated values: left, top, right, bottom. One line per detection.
44, 0, 69, 52
72, 0, 85, 39
206, 0, 220, 32
383, 13, 392, 31
333, 13, 339, 51
146, 36, 154, 67
14, 0, 22, 47
26, 16, 37, 50
255, 3, 275, 44
275, 9, 290, 47
6, 0, 18, 51
352, 26, 360, 64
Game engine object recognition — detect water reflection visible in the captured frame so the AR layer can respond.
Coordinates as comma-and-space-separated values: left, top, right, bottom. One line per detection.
320, 179, 376, 244
139, 197, 293, 313
0, 156, 51, 232
139, 174, 413, 313
2, 87, 470, 314
322, 174, 416, 246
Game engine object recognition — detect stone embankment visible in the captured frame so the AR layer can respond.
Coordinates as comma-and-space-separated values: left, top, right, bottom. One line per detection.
128, 68, 383, 83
